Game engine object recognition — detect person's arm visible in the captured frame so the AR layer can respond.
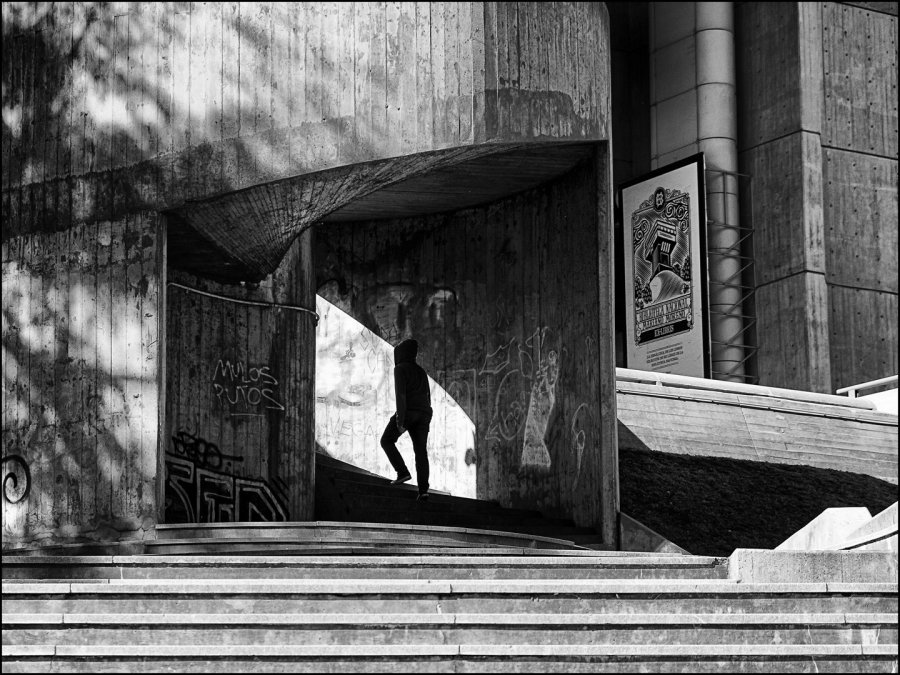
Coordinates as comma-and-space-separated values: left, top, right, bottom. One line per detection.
394, 366, 407, 430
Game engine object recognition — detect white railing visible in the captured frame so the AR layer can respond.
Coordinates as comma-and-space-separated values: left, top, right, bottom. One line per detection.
617, 367, 876, 410
836, 375, 899, 399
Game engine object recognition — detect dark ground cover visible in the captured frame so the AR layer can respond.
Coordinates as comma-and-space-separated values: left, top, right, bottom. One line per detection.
619, 447, 898, 557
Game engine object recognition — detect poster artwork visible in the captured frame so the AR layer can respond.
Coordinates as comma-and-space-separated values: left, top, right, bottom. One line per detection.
631, 187, 693, 346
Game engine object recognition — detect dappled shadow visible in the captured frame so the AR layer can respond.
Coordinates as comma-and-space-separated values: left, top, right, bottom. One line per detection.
2, 228, 159, 546
1, 3, 412, 245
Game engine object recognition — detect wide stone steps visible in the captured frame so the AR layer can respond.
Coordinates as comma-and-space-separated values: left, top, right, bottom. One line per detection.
4, 579, 896, 615
3, 553, 897, 672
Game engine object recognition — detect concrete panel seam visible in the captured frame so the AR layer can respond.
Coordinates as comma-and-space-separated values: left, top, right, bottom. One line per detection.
824, 280, 899, 296
754, 269, 827, 291
738, 128, 823, 156
819, 144, 900, 163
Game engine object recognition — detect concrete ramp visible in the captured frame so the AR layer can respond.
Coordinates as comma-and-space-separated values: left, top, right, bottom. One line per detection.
617, 369, 898, 484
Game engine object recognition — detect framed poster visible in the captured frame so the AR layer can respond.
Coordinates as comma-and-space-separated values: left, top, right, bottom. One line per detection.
618, 154, 711, 378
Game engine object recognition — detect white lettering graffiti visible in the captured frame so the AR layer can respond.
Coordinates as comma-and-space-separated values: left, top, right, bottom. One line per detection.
213, 359, 285, 414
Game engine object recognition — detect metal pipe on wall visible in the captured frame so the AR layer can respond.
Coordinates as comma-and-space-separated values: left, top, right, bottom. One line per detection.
695, 2, 745, 381
649, 1, 745, 381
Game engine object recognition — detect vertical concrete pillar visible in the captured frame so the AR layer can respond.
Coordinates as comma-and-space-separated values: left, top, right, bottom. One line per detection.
272, 229, 317, 521
696, 3, 743, 381
650, 1, 744, 380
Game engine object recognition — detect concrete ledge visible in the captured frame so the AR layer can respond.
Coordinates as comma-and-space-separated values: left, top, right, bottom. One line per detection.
617, 367, 877, 411
776, 507, 873, 551
729, 549, 899, 583
1, 553, 721, 568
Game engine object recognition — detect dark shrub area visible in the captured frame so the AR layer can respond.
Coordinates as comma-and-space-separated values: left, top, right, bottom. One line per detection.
620, 447, 898, 556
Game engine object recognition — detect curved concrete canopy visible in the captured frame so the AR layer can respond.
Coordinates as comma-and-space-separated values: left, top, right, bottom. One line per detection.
167, 141, 598, 282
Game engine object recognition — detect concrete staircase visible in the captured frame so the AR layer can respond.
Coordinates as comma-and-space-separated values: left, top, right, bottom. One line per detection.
3, 455, 897, 671
2, 548, 897, 672
315, 452, 608, 549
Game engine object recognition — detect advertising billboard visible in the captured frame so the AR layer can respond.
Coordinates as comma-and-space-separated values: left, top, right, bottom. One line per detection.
619, 154, 710, 378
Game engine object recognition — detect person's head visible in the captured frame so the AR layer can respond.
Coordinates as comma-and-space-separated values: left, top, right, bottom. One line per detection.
394, 338, 418, 365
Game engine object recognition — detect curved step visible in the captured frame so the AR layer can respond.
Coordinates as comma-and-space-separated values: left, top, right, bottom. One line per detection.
152, 521, 589, 552
0, 554, 729, 581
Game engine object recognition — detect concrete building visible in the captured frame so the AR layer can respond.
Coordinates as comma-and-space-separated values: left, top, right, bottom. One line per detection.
1, 2, 897, 552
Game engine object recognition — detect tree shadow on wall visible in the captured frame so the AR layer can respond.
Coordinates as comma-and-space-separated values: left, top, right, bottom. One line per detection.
1, 288, 150, 547
2, 3, 358, 242
618, 421, 898, 557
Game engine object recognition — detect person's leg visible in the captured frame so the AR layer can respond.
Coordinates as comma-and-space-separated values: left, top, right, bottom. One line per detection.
407, 410, 431, 495
380, 414, 410, 478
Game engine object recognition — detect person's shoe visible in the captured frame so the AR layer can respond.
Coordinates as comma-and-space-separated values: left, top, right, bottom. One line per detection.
391, 473, 412, 485
416, 492, 429, 501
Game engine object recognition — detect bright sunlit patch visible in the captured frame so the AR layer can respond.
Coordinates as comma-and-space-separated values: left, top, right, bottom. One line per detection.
2, 105, 23, 137
85, 86, 131, 130
315, 296, 477, 498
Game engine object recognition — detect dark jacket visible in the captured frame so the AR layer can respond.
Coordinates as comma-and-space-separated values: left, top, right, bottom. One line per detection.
393, 339, 431, 426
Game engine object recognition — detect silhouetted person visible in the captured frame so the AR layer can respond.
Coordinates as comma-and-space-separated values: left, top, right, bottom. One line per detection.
381, 338, 433, 500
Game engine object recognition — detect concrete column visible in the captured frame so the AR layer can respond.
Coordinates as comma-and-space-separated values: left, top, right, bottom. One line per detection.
650, 1, 744, 381
696, 3, 744, 381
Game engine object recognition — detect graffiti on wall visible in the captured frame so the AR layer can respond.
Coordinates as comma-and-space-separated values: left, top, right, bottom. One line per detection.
2, 454, 31, 504
481, 327, 561, 471
212, 359, 285, 415
165, 432, 288, 523
170, 431, 244, 472
570, 403, 591, 489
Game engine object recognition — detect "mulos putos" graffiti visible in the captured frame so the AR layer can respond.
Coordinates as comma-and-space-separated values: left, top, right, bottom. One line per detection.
212, 359, 285, 414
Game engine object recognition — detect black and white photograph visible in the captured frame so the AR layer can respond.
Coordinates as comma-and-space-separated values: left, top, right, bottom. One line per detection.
2, 2, 897, 672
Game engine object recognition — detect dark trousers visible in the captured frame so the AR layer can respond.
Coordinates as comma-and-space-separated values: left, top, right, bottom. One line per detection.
380, 408, 433, 494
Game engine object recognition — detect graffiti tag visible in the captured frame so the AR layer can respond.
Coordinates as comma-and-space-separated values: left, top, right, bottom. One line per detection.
165, 454, 288, 523
170, 431, 244, 471
212, 359, 285, 414
2, 454, 31, 504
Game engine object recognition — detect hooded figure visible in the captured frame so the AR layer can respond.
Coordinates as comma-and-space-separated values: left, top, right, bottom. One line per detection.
380, 338, 434, 499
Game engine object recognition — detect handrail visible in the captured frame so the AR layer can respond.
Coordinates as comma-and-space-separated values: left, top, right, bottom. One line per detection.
838, 525, 898, 551
836, 375, 899, 399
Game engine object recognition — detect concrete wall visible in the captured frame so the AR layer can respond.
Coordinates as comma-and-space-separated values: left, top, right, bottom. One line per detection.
736, 2, 898, 393
2, 214, 162, 547
2, 3, 615, 546
3, 2, 611, 250
164, 232, 315, 524
315, 159, 611, 527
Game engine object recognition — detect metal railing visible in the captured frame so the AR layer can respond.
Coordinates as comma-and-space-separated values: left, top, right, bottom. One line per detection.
836, 375, 899, 399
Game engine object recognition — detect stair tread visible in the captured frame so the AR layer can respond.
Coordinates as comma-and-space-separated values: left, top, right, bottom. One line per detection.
1, 554, 721, 566
5, 611, 897, 625
5, 579, 896, 594
4, 643, 897, 656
